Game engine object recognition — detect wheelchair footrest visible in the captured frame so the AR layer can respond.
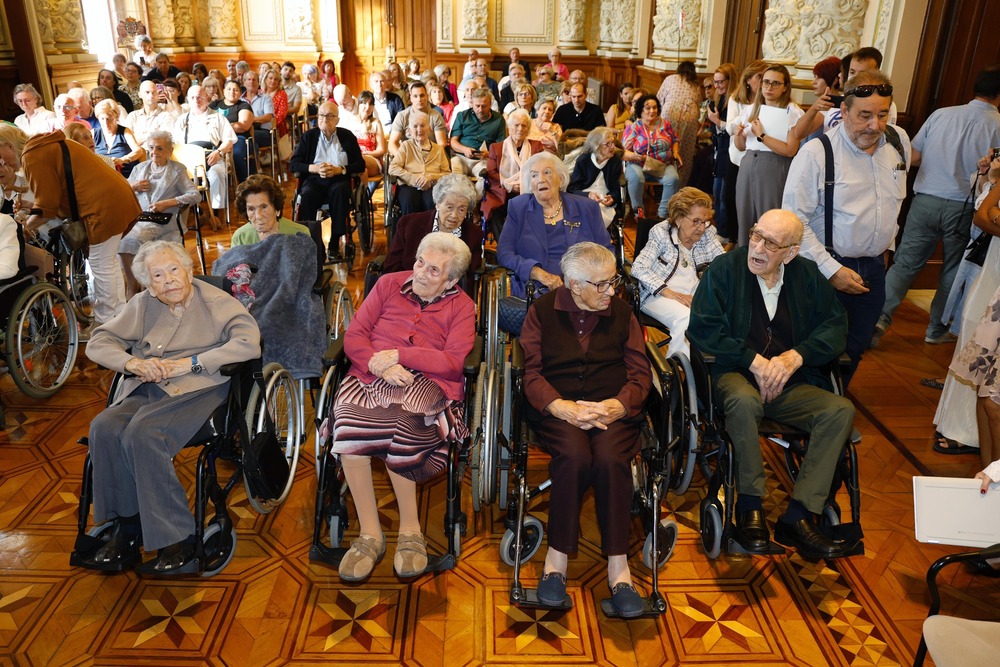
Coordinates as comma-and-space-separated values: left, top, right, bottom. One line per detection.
425, 552, 456, 573
309, 542, 349, 567
820, 521, 864, 543
726, 532, 787, 556
510, 585, 573, 610
600, 592, 668, 619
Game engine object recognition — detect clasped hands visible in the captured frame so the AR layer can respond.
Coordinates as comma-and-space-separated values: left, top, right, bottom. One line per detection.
547, 398, 626, 430
369, 348, 414, 387
313, 162, 343, 178
125, 356, 193, 383
750, 349, 803, 403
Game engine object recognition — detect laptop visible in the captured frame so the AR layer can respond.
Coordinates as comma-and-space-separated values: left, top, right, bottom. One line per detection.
913, 476, 1000, 548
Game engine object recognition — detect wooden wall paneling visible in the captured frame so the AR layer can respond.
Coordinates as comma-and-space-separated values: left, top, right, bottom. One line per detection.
721, 0, 765, 70
340, 0, 434, 94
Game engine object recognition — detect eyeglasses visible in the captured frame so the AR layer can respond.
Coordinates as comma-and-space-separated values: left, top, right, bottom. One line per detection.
585, 275, 623, 293
761, 79, 785, 89
713, 79, 728, 85
749, 226, 796, 252
681, 216, 712, 228
845, 84, 894, 98
703, 84, 714, 90
317, 113, 338, 120
600, 140, 616, 148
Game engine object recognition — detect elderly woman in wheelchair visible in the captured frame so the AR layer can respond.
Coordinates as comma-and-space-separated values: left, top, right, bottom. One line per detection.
630, 187, 724, 359
331, 232, 475, 582
519, 242, 652, 617
78, 241, 260, 574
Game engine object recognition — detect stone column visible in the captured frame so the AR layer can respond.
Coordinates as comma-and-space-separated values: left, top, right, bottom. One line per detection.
47, 0, 86, 53
760, 0, 801, 66
650, 0, 703, 63
458, 0, 489, 50
33, 0, 59, 55
557, 0, 587, 52
437, 0, 455, 52
597, 0, 637, 56
206, 0, 239, 48
795, 0, 869, 71
172, 0, 197, 49
143, 0, 177, 50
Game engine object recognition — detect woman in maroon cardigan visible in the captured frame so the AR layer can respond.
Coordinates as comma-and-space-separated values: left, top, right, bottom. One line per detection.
482, 109, 544, 229
383, 174, 483, 276
520, 242, 651, 618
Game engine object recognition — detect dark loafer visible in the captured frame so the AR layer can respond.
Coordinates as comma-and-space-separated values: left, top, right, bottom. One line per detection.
80, 522, 142, 571
774, 517, 847, 559
734, 509, 771, 551
608, 582, 645, 619
536, 571, 567, 606
136, 540, 198, 576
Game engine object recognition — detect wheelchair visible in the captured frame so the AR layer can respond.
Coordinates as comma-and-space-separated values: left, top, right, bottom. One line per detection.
498, 332, 680, 619
292, 173, 374, 272
686, 344, 864, 559
309, 334, 483, 571
68, 279, 297, 576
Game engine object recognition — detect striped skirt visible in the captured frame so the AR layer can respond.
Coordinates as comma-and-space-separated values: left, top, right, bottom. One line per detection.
331, 373, 468, 482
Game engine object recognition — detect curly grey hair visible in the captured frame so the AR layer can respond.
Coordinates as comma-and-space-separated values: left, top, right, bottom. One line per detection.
132, 241, 194, 288
520, 151, 570, 195
433, 174, 478, 207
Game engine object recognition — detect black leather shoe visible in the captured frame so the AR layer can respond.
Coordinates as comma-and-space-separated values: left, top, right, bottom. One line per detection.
608, 582, 645, 619
536, 572, 567, 606
734, 509, 771, 552
774, 517, 848, 559
136, 540, 198, 576
80, 522, 142, 571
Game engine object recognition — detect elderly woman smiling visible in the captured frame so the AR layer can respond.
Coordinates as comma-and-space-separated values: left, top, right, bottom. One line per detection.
388, 110, 451, 215
631, 187, 725, 359
384, 173, 483, 275
120, 130, 201, 298
80, 240, 260, 575
332, 232, 475, 582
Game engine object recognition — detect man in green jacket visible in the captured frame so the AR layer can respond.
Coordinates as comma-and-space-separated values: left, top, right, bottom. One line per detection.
688, 209, 854, 559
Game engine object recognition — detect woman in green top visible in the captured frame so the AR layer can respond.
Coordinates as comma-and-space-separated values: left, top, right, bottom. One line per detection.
231, 174, 309, 246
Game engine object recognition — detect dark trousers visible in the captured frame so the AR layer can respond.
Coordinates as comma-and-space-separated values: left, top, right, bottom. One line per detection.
834, 254, 886, 387
396, 184, 435, 216
724, 160, 739, 242
233, 136, 253, 182
532, 415, 642, 555
298, 175, 352, 250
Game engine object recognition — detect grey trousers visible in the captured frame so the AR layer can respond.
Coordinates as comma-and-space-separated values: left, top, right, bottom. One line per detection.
735, 150, 792, 247
715, 373, 854, 514
89, 381, 230, 550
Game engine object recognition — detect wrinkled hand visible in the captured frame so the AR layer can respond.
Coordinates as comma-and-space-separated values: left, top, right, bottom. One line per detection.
368, 348, 399, 377
546, 399, 603, 430
381, 364, 414, 386
660, 288, 692, 307
757, 350, 803, 402
830, 266, 869, 295
133, 178, 151, 193
975, 471, 996, 494
125, 357, 190, 383
150, 200, 172, 213
576, 398, 627, 427
206, 151, 221, 167
750, 118, 765, 140
530, 267, 563, 291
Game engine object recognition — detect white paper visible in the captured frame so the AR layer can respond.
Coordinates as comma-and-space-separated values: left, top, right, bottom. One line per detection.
756, 105, 791, 143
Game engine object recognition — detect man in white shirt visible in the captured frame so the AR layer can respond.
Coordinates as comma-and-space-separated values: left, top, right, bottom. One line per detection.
172, 85, 237, 218
370, 71, 403, 127
126, 80, 177, 145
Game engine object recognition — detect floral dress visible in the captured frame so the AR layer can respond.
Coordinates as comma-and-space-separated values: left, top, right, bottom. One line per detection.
950, 285, 1000, 403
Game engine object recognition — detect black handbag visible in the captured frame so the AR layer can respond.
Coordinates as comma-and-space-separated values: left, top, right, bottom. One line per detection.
57, 141, 89, 252
965, 233, 992, 267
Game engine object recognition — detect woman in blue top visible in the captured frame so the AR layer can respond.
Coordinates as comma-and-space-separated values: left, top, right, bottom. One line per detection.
93, 99, 143, 178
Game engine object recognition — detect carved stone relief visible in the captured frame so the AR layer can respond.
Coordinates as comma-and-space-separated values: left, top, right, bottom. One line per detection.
651, 0, 702, 58
208, 0, 239, 45
285, 0, 315, 41
558, 0, 586, 49
47, 0, 86, 52
33, 0, 58, 54
796, 0, 868, 65
461, 0, 488, 40
761, 0, 801, 63
145, 0, 177, 47
874, 0, 894, 52
172, 0, 197, 46
599, 0, 639, 52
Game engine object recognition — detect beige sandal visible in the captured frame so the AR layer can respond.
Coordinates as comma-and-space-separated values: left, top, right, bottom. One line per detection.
339, 534, 385, 582
394, 532, 427, 578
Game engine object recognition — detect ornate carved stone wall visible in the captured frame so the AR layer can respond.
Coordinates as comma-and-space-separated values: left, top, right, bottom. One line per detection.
459, 0, 489, 49
650, 0, 702, 61
47, 0, 86, 53
761, 0, 800, 64
796, 0, 867, 67
172, 0, 197, 47
208, 0, 239, 47
557, 0, 586, 50
145, 0, 177, 49
284, 0, 315, 41
438, 0, 454, 51
33, 0, 59, 55
597, 0, 637, 55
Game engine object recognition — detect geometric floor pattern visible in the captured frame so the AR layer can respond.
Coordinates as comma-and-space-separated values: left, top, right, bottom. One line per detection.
1, 217, 998, 666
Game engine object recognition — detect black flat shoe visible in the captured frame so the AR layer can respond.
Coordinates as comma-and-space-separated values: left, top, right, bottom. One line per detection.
734, 509, 771, 551
608, 582, 644, 619
136, 540, 198, 576
79, 522, 142, 571
966, 557, 1000, 578
774, 517, 848, 559
536, 572, 567, 606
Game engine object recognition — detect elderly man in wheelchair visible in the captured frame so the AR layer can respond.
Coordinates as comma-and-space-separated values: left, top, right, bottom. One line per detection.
329, 232, 475, 582
687, 209, 855, 560
76, 241, 260, 575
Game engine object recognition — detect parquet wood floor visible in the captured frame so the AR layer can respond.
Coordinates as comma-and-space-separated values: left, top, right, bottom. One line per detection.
1, 195, 998, 666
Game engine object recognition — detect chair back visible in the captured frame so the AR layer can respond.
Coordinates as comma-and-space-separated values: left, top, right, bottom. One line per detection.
172, 144, 209, 188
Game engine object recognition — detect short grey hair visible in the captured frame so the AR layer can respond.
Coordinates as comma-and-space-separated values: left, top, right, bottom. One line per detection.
13, 83, 43, 105
416, 231, 472, 281
146, 130, 174, 150
520, 151, 570, 195
507, 108, 532, 129
843, 70, 893, 111
433, 64, 450, 78
407, 109, 429, 128
560, 242, 616, 284
433, 174, 478, 207
134, 35, 151, 49
302, 64, 318, 76
471, 87, 493, 103
236, 61, 249, 74
583, 126, 616, 155
132, 241, 193, 288
154, 52, 169, 62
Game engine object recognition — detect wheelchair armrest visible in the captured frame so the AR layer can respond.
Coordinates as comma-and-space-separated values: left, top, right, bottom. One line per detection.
219, 362, 246, 377
366, 255, 387, 274
323, 337, 346, 366
313, 267, 333, 294
464, 335, 483, 375
645, 339, 671, 381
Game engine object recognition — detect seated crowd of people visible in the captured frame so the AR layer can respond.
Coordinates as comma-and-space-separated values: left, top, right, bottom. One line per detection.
5, 38, 1000, 616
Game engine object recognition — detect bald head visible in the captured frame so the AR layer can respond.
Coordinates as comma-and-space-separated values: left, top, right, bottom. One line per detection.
569, 70, 587, 85
759, 209, 803, 245
318, 101, 340, 136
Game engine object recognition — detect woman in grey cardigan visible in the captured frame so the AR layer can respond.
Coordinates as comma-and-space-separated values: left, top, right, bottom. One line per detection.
630, 187, 725, 359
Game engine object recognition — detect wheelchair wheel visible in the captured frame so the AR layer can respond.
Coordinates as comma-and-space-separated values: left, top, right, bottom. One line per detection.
468, 363, 486, 512
667, 355, 699, 495
480, 361, 503, 505
700, 500, 723, 559
327, 282, 354, 341
5, 282, 79, 398
355, 185, 375, 255
820, 501, 841, 528
314, 364, 338, 479
201, 518, 237, 577
499, 515, 544, 567
244, 362, 301, 513
451, 523, 463, 559
62, 247, 95, 324
642, 518, 678, 570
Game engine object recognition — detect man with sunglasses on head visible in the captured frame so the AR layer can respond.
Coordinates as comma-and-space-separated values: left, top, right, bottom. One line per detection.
874, 64, 1000, 347
688, 209, 854, 560
782, 70, 911, 387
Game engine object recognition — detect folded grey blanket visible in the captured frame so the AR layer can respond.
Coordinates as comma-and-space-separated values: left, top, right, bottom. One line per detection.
213, 233, 325, 379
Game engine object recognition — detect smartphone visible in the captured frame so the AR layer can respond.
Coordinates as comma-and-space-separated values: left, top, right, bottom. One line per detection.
828, 94, 845, 107
156, 83, 165, 93
992, 147, 1000, 161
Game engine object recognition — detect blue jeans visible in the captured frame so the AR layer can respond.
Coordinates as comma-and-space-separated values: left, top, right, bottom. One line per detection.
880, 194, 972, 338
625, 162, 679, 218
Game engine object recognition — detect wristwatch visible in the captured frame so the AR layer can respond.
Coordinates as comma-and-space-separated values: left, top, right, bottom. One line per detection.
191, 355, 203, 374
757, 131, 767, 141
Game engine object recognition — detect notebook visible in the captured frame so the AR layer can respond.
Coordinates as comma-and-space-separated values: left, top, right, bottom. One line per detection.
913, 476, 1000, 548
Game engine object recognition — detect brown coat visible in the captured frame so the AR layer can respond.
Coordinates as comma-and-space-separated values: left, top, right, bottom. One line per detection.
21, 130, 141, 244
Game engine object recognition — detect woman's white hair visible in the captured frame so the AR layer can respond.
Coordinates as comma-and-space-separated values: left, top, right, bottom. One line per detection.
520, 151, 569, 195
416, 231, 472, 282
506, 108, 532, 129
560, 242, 615, 284
432, 174, 478, 207
132, 241, 193, 288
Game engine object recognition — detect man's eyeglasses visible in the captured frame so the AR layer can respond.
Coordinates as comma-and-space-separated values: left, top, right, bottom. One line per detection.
844, 84, 894, 98
317, 113, 338, 120
585, 275, 623, 293
761, 79, 785, 89
749, 226, 796, 252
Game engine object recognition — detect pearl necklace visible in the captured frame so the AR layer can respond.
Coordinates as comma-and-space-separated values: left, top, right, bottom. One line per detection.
542, 201, 563, 224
